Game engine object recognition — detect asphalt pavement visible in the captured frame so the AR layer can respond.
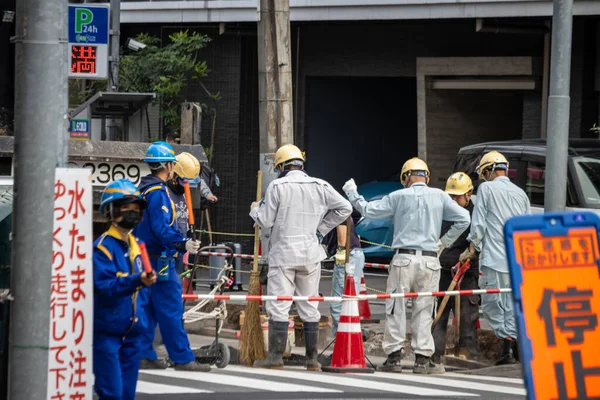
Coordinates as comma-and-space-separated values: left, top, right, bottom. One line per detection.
135, 365, 526, 400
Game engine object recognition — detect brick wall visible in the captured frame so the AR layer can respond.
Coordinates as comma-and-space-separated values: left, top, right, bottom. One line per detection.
425, 89, 524, 188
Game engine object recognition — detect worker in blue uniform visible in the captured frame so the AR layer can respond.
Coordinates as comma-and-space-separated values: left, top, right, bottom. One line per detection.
134, 141, 210, 371
93, 179, 156, 400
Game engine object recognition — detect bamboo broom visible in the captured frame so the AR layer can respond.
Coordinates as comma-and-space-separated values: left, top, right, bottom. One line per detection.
239, 171, 266, 365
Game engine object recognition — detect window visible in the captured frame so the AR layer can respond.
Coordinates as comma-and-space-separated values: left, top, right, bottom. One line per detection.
572, 157, 600, 209
525, 161, 546, 206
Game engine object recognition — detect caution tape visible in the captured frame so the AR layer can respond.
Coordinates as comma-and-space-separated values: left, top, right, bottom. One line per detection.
360, 239, 394, 249
199, 230, 255, 237
195, 250, 391, 269
181, 262, 333, 279
182, 288, 511, 302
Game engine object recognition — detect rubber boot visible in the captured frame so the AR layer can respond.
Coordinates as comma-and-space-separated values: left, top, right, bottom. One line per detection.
496, 339, 517, 365
304, 322, 321, 371
253, 320, 288, 369
511, 340, 520, 363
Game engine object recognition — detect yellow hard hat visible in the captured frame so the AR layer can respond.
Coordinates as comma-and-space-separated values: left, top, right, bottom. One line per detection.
173, 152, 201, 180
400, 157, 430, 185
274, 144, 305, 169
476, 151, 509, 179
445, 172, 473, 195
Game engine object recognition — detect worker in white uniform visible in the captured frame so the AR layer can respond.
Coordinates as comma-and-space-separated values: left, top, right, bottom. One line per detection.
343, 158, 470, 374
460, 151, 530, 365
250, 144, 352, 371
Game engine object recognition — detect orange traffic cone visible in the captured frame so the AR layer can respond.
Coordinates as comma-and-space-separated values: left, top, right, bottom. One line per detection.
358, 273, 380, 324
182, 252, 194, 295
322, 274, 374, 373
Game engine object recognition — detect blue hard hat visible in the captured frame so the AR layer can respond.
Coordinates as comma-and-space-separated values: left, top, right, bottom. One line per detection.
144, 141, 176, 163
100, 179, 147, 214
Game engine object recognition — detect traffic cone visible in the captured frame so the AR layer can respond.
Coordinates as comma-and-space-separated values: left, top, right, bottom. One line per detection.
358, 273, 380, 324
322, 274, 374, 373
182, 252, 194, 295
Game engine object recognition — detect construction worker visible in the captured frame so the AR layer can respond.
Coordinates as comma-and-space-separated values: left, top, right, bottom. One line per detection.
93, 179, 156, 400
432, 173, 481, 365
460, 151, 530, 365
319, 218, 364, 367
166, 152, 201, 277
250, 144, 352, 371
343, 157, 470, 374
134, 141, 209, 372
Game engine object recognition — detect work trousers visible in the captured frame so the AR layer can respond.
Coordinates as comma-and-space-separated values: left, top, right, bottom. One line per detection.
432, 269, 480, 361
266, 262, 321, 323
330, 248, 365, 337
94, 332, 141, 400
140, 264, 195, 364
480, 266, 517, 339
383, 253, 440, 357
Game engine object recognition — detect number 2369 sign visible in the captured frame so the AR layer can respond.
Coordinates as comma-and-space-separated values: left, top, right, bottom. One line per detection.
67, 161, 150, 187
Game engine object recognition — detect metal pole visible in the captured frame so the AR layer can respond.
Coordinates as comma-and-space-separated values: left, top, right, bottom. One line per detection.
8, 0, 67, 397
544, 0, 573, 212
109, 0, 119, 92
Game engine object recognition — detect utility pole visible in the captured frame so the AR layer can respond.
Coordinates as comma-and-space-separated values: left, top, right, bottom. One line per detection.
105, 0, 120, 140
544, 0, 573, 212
9, 0, 67, 398
257, 0, 294, 193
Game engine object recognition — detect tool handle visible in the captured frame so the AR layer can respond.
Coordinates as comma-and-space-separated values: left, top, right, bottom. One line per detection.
344, 216, 351, 264
183, 180, 196, 231
139, 242, 154, 276
252, 171, 262, 273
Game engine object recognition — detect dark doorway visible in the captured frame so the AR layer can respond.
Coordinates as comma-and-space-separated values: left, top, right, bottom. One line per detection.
305, 77, 417, 191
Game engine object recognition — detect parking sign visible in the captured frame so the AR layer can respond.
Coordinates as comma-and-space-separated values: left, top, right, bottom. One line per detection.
68, 4, 109, 80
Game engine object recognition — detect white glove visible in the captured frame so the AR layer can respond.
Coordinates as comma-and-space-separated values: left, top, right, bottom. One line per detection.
437, 240, 447, 257
343, 179, 357, 195
185, 239, 201, 254
250, 201, 260, 212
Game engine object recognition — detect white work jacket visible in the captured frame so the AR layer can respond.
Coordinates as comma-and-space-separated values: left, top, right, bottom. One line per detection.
250, 170, 352, 267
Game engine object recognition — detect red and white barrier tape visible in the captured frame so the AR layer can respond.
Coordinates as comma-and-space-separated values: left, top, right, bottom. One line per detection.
182, 288, 511, 302
197, 251, 391, 269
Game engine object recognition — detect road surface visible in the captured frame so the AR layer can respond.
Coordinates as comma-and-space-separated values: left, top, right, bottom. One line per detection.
135, 365, 526, 399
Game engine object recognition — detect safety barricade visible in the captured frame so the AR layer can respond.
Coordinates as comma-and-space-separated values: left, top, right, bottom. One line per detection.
182, 288, 512, 302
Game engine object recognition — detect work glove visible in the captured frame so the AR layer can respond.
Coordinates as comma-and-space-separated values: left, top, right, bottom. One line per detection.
185, 239, 201, 254
335, 247, 346, 266
342, 179, 358, 196
250, 201, 260, 212
436, 240, 447, 257
459, 247, 478, 264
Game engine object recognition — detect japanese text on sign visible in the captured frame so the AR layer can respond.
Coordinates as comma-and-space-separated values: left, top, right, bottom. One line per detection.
513, 228, 600, 400
48, 168, 93, 400
70, 46, 97, 75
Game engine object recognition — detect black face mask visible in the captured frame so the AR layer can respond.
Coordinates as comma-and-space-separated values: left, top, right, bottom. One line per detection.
116, 210, 142, 230
167, 179, 184, 195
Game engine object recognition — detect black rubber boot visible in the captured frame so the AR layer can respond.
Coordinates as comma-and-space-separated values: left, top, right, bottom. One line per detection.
254, 320, 288, 369
496, 339, 517, 365
377, 350, 403, 373
304, 322, 321, 371
511, 339, 520, 362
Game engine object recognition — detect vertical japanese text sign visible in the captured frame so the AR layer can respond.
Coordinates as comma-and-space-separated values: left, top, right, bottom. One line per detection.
68, 4, 109, 79
504, 212, 600, 400
48, 168, 93, 400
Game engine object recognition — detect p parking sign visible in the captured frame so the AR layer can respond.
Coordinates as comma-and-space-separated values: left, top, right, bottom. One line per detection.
68, 4, 109, 80
504, 212, 600, 400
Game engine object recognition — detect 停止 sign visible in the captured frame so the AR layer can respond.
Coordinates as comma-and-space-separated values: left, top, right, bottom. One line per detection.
504, 212, 600, 400
68, 4, 109, 79
47, 168, 94, 399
